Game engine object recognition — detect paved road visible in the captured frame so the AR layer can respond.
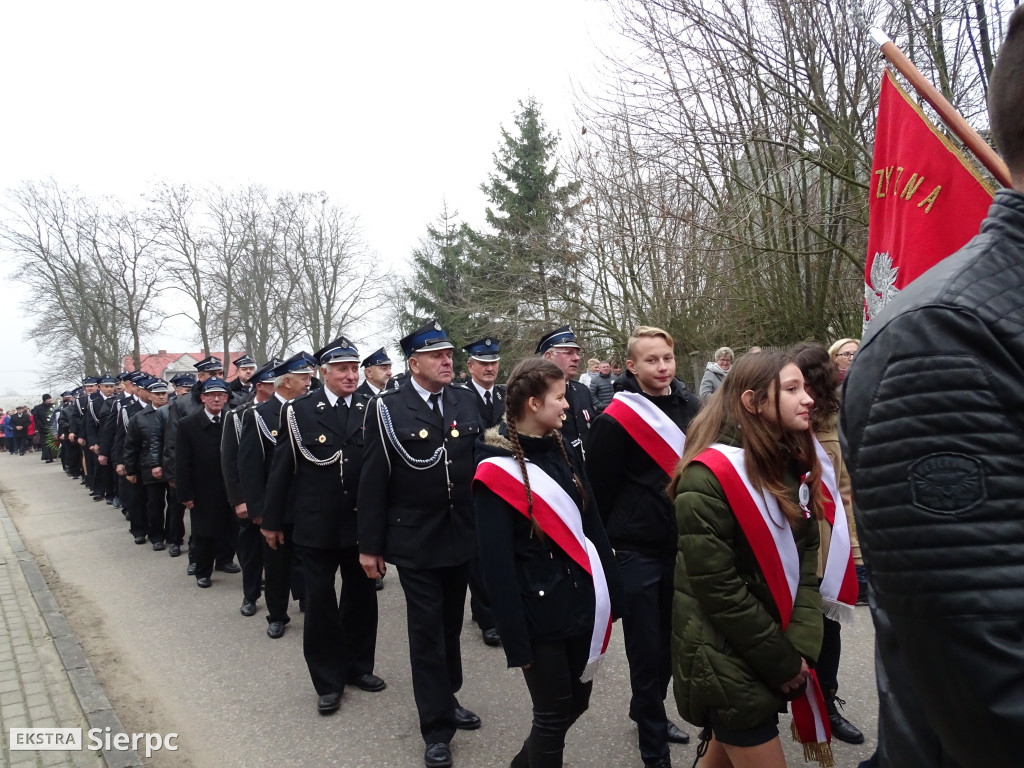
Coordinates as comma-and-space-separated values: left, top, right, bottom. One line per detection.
0, 454, 878, 767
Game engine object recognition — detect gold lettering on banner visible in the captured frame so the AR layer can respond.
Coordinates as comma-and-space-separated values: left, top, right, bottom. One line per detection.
873, 164, 941, 212
900, 174, 924, 200
918, 186, 941, 213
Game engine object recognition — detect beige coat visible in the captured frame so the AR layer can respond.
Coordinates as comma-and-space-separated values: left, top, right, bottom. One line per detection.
816, 413, 862, 577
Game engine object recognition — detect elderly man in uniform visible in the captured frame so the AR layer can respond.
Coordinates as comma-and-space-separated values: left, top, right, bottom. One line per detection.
164, 357, 240, 576
224, 359, 278, 622
537, 325, 594, 457
175, 377, 236, 589
359, 320, 484, 768
460, 337, 505, 648
357, 347, 398, 397
123, 378, 172, 548
228, 354, 258, 396
241, 353, 313, 637
262, 339, 383, 714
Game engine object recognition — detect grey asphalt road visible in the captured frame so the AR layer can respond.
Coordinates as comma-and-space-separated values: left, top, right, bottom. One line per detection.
0, 455, 878, 768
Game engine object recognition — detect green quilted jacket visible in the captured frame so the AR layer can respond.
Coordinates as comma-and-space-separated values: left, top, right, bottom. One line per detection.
671, 436, 823, 731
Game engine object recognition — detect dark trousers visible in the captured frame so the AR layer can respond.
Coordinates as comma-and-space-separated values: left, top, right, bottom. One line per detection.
263, 524, 304, 623
144, 483, 169, 544
40, 437, 54, 462
93, 462, 114, 498
193, 534, 218, 579
467, 555, 495, 631
296, 544, 378, 695
125, 478, 146, 537
84, 449, 97, 489
237, 519, 264, 604
396, 563, 469, 744
513, 635, 593, 768
12, 435, 26, 455
818, 615, 841, 693
618, 550, 674, 761
166, 489, 185, 546
63, 441, 81, 475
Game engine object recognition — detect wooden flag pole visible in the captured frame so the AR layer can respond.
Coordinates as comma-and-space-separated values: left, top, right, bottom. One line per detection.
870, 28, 1012, 188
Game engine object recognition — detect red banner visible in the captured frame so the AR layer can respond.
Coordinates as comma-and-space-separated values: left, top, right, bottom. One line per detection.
864, 70, 994, 325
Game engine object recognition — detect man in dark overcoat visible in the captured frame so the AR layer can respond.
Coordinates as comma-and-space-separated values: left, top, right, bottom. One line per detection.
537, 325, 594, 458
175, 377, 236, 588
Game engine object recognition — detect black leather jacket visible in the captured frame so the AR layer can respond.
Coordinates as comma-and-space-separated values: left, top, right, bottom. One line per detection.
841, 189, 1024, 768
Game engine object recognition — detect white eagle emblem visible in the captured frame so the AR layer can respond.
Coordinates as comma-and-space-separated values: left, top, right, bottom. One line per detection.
864, 251, 900, 327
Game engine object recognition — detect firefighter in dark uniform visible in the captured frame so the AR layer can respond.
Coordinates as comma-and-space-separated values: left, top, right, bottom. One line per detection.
460, 337, 505, 648
357, 347, 399, 398
228, 354, 257, 397
241, 355, 312, 638
358, 320, 484, 768
57, 391, 79, 477
262, 341, 383, 714
87, 374, 118, 503
225, 358, 279, 623
537, 325, 594, 458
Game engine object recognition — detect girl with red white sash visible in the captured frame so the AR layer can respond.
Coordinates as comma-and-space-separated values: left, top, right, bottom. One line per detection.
669, 351, 832, 768
473, 358, 624, 768
792, 344, 865, 747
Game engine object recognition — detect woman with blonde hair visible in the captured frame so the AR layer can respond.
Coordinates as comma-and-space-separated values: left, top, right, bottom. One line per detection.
827, 339, 859, 381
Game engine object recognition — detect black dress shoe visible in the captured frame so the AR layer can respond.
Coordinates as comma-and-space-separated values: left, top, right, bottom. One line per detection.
424, 742, 452, 768
105, 498, 114, 506
168, 544, 181, 557
151, 541, 166, 552
196, 577, 212, 588
482, 627, 501, 646
827, 696, 865, 744
375, 576, 384, 591
666, 720, 690, 744
93, 495, 104, 502
240, 600, 258, 617
133, 536, 147, 545
267, 621, 286, 639
454, 705, 481, 730
215, 562, 241, 573
186, 562, 198, 576
348, 672, 387, 692
111, 497, 121, 508
317, 691, 341, 715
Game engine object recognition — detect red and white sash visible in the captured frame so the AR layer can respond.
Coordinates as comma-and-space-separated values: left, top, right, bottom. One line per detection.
602, 391, 685, 477
813, 438, 858, 624
694, 445, 833, 766
474, 456, 613, 682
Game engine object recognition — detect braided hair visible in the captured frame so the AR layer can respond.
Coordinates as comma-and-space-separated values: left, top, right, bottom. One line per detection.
505, 358, 589, 535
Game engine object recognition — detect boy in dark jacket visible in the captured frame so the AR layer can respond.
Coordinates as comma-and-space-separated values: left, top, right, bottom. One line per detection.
585, 327, 700, 768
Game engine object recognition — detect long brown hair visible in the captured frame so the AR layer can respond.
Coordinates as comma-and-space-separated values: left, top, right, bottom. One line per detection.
505, 358, 588, 535
791, 343, 839, 433
670, 350, 822, 522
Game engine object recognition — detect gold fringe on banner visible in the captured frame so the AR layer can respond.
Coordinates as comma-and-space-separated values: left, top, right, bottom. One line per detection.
791, 720, 836, 767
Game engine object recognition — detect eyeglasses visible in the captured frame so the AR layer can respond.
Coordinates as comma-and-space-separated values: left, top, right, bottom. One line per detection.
837, 352, 855, 359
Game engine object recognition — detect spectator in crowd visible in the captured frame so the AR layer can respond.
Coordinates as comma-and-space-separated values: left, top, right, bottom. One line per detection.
611, 361, 624, 382
0, 409, 8, 453
578, 358, 601, 388
699, 347, 734, 402
32, 395, 55, 463
588, 361, 615, 414
10, 406, 32, 455
828, 339, 859, 381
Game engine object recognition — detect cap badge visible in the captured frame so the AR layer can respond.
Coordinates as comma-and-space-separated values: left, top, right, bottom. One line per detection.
433, 321, 441, 331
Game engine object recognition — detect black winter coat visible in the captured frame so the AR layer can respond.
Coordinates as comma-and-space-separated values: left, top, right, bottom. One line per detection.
123, 405, 164, 484
174, 408, 232, 537
586, 373, 700, 556
473, 425, 624, 668
842, 189, 1024, 768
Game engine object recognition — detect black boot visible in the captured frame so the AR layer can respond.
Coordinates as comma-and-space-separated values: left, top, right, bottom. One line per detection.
826, 690, 865, 744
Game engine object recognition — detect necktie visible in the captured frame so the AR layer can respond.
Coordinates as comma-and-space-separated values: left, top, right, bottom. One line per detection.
212, 415, 221, 426
335, 399, 349, 433
484, 390, 492, 407
428, 392, 443, 422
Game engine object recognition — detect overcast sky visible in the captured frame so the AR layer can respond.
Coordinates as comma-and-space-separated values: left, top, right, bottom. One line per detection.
0, 0, 621, 394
